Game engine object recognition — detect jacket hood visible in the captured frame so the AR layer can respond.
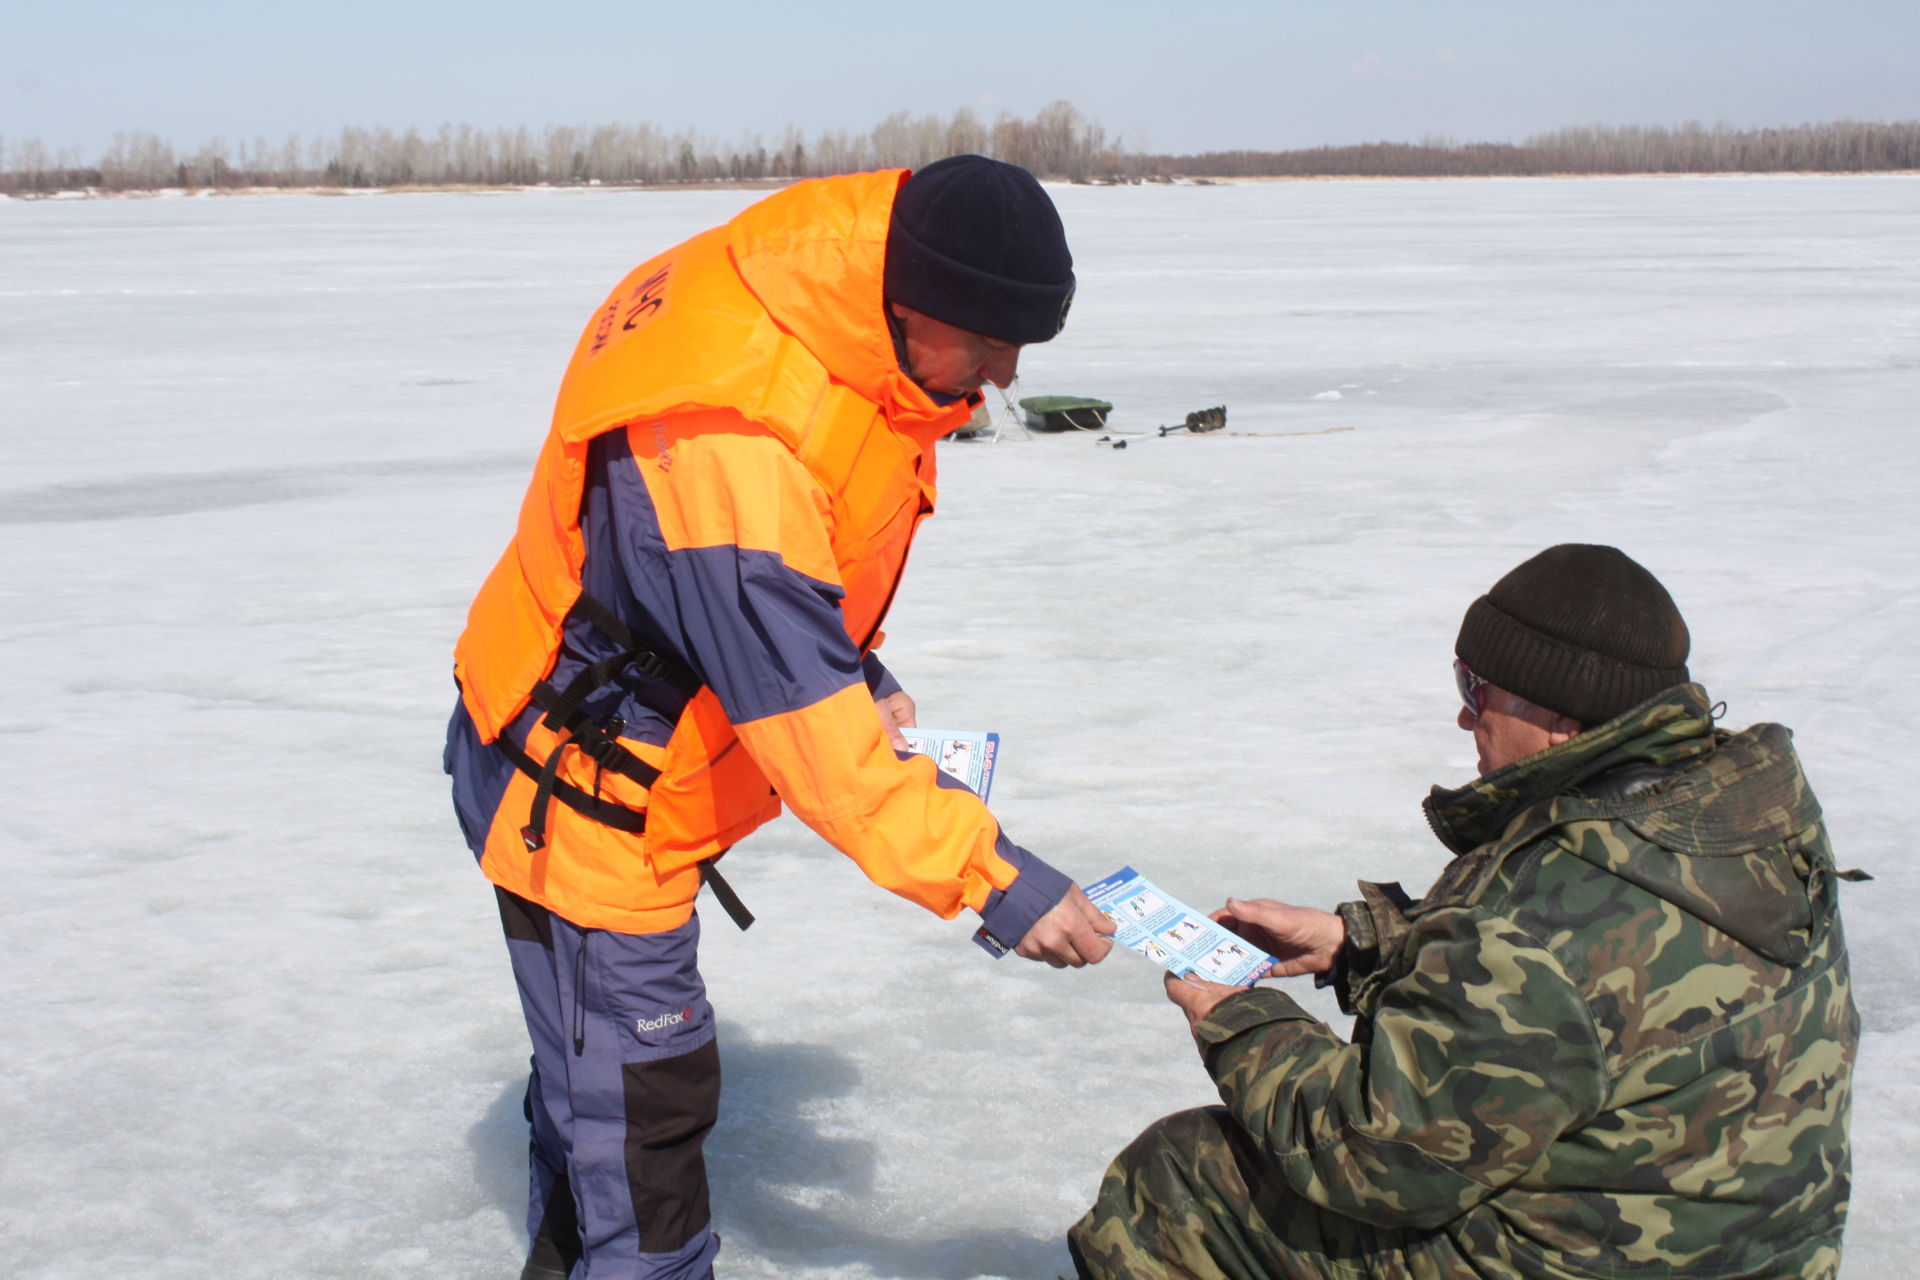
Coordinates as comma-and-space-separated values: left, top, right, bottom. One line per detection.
549, 171, 969, 455
726, 171, 960, 434
1425, 685, 1829, 964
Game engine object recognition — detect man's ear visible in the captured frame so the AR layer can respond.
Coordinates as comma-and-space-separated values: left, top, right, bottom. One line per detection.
1546, 712, 1585, 746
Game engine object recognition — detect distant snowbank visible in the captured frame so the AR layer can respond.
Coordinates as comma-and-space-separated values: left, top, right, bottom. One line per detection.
8, 170, 1920, 202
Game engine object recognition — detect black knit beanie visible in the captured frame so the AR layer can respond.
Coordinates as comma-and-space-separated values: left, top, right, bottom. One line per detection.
884, 155, 1075, 345
1455, 544, 1691, 726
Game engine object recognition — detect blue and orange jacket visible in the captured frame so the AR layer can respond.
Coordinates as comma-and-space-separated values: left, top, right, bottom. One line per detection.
445, 170, 1068, 943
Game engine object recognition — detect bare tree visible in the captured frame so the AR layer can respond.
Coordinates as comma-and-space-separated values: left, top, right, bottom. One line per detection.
946, 106, 987, 158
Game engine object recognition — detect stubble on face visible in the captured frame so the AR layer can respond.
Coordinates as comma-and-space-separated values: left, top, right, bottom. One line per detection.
890, 304, 1021, 398
1459, 686, 1584, 777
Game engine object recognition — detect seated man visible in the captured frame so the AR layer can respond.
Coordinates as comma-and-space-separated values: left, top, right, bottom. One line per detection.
1071, 544, 1858, 1280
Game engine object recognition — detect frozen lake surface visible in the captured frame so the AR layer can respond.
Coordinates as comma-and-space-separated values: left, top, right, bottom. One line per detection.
3, 175, 1916, 1278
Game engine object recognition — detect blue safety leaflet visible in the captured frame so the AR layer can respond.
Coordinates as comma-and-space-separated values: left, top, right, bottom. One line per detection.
899, 727, 1000, 802
1085, 866, 1277, 986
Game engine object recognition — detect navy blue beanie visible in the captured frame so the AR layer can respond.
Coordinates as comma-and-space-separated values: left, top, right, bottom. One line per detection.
884, 155, 1075, 345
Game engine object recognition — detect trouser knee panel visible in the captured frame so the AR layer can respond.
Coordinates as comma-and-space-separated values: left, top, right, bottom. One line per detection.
623, 1037, 722, 1253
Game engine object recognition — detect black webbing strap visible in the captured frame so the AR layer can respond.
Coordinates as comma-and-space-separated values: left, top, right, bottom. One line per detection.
497, 733, 648, 836
515, 592, 699, 852
571, 593, 702, 696
505, 593, 756, 933
532, 651, 641, 733
515, 707, 663, 853
522, 729, 568, 849
702, 861, 755, 931
526, 678, 663, 795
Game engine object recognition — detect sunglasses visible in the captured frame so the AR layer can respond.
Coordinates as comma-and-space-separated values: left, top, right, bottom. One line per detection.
1454, 658, 1488, 719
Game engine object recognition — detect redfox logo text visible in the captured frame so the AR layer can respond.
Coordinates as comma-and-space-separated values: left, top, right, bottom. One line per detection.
636, 1006, 693, 1033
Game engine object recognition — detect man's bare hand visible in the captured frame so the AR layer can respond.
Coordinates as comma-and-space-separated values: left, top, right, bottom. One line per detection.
1015, 885, 1117, 968
1164, 970, 1245, 1041
874, 688, 917, 752
1208, 897, 1346, 976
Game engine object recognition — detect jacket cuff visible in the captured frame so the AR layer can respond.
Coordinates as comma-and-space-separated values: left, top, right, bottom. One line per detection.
1329, 880, 1415, 1014
1195, 986, 1316, 1048
971, 836, 1071, 957
861, 652, 903, 701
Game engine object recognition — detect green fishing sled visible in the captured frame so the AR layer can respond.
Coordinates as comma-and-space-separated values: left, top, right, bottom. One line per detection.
1018, 395, 1112, 432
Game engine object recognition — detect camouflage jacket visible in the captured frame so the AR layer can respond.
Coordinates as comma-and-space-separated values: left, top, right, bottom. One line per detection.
1195, 685, 1857, 1279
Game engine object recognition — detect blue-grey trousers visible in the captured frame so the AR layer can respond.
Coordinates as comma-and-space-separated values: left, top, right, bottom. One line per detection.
498, 886, 721, 1280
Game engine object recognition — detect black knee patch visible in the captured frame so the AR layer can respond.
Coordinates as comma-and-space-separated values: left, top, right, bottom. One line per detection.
621, 1037, 722, 1252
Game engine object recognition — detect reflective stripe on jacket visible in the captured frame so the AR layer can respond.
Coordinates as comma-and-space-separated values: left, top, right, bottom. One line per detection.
449, 171, 1037, 935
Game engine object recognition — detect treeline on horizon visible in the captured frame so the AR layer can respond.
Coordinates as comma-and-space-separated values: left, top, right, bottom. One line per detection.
2, 102, 1916, 196
1167, 119, 1920, 177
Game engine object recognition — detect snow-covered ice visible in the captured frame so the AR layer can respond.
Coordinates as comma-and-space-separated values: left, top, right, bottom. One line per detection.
3, 175, 1915, 1278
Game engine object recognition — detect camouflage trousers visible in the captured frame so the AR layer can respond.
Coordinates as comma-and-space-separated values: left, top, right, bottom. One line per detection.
1069, 1108, 1480, 1280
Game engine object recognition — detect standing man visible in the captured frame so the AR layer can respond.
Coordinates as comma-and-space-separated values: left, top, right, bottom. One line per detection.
1071, 545, 1858, 1280
446, 157, 1114, 1280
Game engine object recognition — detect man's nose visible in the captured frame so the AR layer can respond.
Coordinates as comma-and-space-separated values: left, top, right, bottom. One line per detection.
982, 346, 1021, 388
1456, 707, 1476, 731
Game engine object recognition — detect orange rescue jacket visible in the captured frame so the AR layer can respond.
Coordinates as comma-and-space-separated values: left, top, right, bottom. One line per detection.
452, 171, 1026, 935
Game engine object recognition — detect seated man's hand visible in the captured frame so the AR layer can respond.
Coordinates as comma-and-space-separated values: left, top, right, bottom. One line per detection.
1209, 898, 1346, 976
873, 688, 916, 752
1164, 970, 1245, 1043
1016, 884, 1116, 968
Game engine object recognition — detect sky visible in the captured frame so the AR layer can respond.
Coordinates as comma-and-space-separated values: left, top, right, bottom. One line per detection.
5, 0, 1919, 162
